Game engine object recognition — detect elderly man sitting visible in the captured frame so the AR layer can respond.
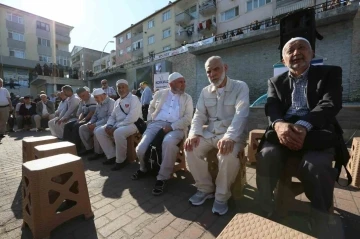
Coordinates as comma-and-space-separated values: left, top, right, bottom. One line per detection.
185, 56, 249, 215
48, 85, 80, 139
17, 95, 37, 131
132, 72, 193, 196
95, 79, 142, 171
34, 94, 55, 131
63, 87, 97, 151
78, 88, 115, 157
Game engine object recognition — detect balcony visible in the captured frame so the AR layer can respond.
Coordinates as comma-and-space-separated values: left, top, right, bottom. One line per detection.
199, 0, 217, 15
275, 0, 314, 16
132, 46, 143, 57
175, 12, 192, 26
56, 33, 71, 44
198, 20, 217, 35
132, 32, 143, 42
175, 30, 192, 42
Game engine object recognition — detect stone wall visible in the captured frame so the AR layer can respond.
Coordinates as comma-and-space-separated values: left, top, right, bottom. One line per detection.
195, 19, 357, 103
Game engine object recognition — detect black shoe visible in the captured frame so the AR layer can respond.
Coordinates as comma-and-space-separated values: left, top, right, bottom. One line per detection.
88, 153, 104, 161
103, 157, 116, 165
78, 149, 94, 156
111, 161, 128, 171
152, 180, 167, 196
131, 169, 148, 180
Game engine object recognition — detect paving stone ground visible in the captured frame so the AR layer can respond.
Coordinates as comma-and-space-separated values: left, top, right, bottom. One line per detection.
0, 130, 359, 239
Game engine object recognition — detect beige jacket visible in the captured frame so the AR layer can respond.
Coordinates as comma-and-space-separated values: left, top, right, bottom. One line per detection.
148, 88, 193, 132
189, 77, 249, 145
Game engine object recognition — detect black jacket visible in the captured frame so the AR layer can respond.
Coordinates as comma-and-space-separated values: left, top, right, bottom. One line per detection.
19, 102, 37, 116
260, 65, 351, 184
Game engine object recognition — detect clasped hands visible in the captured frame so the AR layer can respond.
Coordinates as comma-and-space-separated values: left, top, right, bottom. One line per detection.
274, 121, 307, 151
184, 135, 235, 155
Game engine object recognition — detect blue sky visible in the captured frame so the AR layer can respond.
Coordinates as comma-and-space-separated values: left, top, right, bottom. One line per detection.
1, 0, 172, 52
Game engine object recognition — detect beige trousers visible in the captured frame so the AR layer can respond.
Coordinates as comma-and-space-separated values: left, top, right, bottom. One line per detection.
33, 114, 55, 129
48, 117, 76, 139
79, 124, 103, 154
0, 106, 9, 134
95, 124, 138, 163
185, 136, 242, 201
135, 121, 184, 180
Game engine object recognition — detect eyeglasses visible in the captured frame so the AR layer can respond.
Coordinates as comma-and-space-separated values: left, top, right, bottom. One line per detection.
102, 83, 107, 85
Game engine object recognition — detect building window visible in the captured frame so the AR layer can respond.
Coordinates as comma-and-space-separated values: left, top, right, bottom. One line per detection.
247, 0, 271, 12
163, 45, 171, 51
126, 32, 131, 40
38, 37, 51, 47
163, 28, 171, 39
94, 65, 101, 72
220, 6, 239, 22
119, 37, 123, 43
126, 46, 131, 52
8, 31, 24, 41
119, 49, 124, 55
39, 55, 51, 63
56, 56, 68, 66
162, 10, 171, 22
9, 49, 25, 59
36, 21, 50, 31
6, 13, 24, 24
148, 20, 155, 29
148, 35, 155, 45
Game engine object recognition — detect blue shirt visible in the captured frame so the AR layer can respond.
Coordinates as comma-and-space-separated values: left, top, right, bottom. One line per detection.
140, 86, 152, 105
284, 67, 313, 131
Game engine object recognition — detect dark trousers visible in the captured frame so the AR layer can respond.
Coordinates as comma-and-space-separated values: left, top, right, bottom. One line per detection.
256, 141, 336, 214
142, 104, 149, 121
63, 120, 87, 151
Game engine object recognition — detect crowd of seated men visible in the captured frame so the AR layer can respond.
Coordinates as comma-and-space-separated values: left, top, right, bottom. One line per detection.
44, 38, 350, 237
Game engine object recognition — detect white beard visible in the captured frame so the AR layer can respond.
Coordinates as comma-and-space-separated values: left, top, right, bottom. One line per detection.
208, 71, 226, 87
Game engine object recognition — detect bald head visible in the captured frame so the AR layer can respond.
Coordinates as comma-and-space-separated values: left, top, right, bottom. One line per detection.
205, 56, 228, 87
205, 56, 224, 67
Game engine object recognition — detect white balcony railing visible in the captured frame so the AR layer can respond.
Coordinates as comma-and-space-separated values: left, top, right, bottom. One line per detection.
199, 0, 216, 15
275, 0, 315, 16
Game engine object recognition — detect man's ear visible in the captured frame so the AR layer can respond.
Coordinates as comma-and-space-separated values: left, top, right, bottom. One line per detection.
224, 64, 228, 72
312, 50, 315, 59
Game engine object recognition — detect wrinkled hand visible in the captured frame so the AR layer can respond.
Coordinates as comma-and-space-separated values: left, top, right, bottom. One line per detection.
217, 138, 235, 155
87, 124, 96, 132
162, 125, 173, 134
105, 127, 115, 137
184, 135, 201, 152
292, 124, 307, 150
274, 122, 302, 151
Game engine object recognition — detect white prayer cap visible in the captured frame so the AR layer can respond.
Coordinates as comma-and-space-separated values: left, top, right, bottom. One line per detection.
83, 86, 90, 92
116, 79, 128, 86
93, 88, 105, 96
168, 72, 184, 83
282, 37, 312, 54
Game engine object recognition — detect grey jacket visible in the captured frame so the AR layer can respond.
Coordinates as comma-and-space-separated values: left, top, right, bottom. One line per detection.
36, 100, 55, 116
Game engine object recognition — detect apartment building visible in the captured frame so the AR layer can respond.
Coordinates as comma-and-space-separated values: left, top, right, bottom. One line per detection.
114, 0, 218, 66
70, 46, 107, 81
93, 50, 116, 74
114, 1, 177, 66
0, 3, 73, 95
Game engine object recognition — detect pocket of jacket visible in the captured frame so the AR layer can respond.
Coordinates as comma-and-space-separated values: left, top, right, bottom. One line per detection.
224, 101, 235, 115
204, 98, 217, 107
